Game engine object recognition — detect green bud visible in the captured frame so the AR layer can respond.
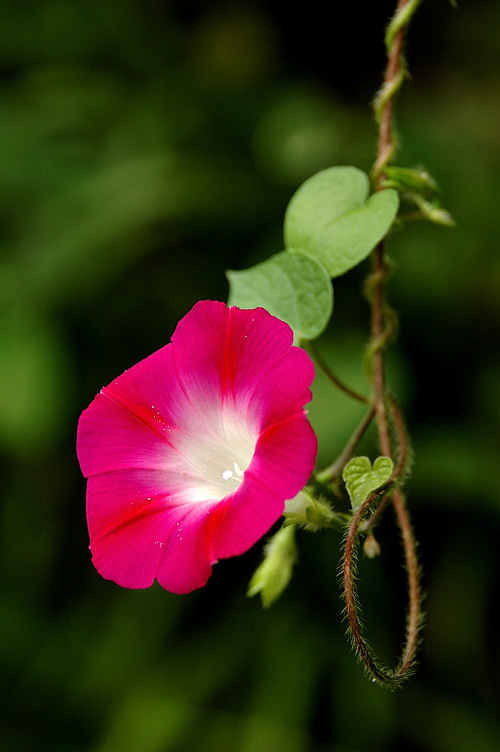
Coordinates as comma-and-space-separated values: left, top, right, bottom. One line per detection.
411, 195, 456, 227
247, 524, 297, 609
382, 165, 438, 197
381, 166, 455, 227
283, 488, 348, 532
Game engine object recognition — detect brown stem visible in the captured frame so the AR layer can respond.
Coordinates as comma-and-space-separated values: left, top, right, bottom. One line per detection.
374, 29, 404, 189
370, 246, 392, 456
388, 395, 410, 479
343, 486, 422, 688
361, 395, 409, 532
342, 0, 423, 687
391, 488, 422, 677
372, 0, 413, 188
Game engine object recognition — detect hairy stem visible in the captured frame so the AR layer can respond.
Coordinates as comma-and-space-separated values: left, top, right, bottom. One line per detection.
361, 395, 409, 532
372, 0, 423, 187
342, 0, 423, 687
343, 487, 422, 688
391, 487, 422, 676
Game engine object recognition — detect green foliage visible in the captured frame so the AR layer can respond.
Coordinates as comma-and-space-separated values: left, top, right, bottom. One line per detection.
251, 92, 345, 186
283, 166, 399, 277
227, 249, 333, 340
1, 1, 500, 751
343, 456, 394, 511
228, 165, 399, 340
0, 308, 72, 454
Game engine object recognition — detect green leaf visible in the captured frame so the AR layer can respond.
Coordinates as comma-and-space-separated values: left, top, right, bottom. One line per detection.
226, 248, 333, 340
283, 166, 399, 278
343, 456, 394, 512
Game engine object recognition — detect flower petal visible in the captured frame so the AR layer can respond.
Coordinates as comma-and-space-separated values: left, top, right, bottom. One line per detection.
172, 301, 315, 430
77, 300, 317, 593
213, 412, 317, 559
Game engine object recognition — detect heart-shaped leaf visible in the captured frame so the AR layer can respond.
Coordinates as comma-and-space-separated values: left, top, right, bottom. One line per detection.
226, 248, 333, 341
343, 456, 394, 512
283, 166, 399, 278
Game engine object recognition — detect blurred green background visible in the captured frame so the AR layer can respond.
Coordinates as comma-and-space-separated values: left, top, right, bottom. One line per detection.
1, 1, 499, 750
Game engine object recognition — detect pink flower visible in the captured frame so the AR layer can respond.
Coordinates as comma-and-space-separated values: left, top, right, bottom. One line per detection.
76, 300, 317, 594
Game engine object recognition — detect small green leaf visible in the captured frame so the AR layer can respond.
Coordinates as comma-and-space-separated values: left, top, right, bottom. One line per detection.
343, 456, 394, 512
226, 248, 333, 340
283, 166, 399, 278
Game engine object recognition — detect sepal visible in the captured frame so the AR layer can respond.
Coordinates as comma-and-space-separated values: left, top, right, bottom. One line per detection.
283, 488, 348, 532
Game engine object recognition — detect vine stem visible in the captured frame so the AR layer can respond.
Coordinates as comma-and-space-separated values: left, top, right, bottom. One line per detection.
304, 340, 370, 405
361, 395, 409, 532
342, 0, 423, 687
343, 486, 421, 688
372, 0, 423, 188
316, 406, 375, 484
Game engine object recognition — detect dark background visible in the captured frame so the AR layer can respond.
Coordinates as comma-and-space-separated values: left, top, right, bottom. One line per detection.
1, 1, 500, 750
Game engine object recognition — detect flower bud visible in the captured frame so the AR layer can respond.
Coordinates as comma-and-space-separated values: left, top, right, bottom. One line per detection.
247, 524, 297, 608
363, 532, 381, 559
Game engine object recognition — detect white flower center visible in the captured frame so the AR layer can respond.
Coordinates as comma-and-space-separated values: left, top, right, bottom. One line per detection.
176, 405, 258, 502
222, 462, 244, 481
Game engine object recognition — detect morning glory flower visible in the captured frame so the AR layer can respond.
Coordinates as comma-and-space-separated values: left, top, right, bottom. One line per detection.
76, 300, 317, 594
